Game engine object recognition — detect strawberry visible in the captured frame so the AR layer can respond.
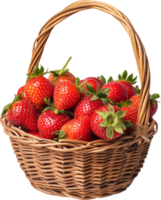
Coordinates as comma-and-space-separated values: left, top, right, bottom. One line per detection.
116, 70, 137, 98
84, 77, 104, 88
54, 78, 87, 110
48, 57, 75, 86
1, 93, 38, 131
104, 71, 137, 99
74, 83, 114, 118
116, 100, 138, 131
24, 66, 54, 110
38, 99, 71, 140
90, 104, 132, 140
79, 78, 101, 98
27, 131, 41, 138
17, 86, 27, 99
74, 96, 104, 118
101, 82, 128, 103
130, 92, 159, 119
57, 116, 92, 141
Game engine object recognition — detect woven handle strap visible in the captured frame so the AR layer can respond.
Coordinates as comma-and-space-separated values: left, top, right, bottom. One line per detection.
28, 0, 150, 125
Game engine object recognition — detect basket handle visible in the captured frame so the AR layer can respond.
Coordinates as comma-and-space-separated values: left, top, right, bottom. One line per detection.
28, 0, 150, 126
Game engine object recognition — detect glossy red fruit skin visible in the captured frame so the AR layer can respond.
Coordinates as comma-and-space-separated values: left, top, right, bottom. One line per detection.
74, 96, 104, 118
61, 116, 92, 141
80, 79, 100, 98
54, 81, 80, 110
84, 77, 104, 88
24, 76, 54, 110
121, 106, 138, 131
38, 111, 71, 140
7, 99, 38, 131
101, 82, 128, 103
116, 81, 136, 99
150, 101, 158, 119
90, 105, 122, 140
48, 72, 75, 86
17, 86, 27, 99
27, 131, 41, 138
130, 95, 158, 119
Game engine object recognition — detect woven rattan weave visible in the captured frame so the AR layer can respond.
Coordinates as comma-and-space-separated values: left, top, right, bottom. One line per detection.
1, 1, 158, 199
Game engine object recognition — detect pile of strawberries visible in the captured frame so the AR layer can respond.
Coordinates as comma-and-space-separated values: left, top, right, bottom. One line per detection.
2, 57, 159, 142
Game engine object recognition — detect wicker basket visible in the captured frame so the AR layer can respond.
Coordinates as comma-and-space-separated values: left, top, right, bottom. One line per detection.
0, 1, 158, 199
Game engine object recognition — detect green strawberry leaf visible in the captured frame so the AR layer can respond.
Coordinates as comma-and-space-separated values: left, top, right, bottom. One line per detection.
97, 73, 107, 84
122, 70, 128, 80
86, 84, 96, 94
75, 77, 80, 86
100, 88, 110, 94
114, 126, 123, 134
108, 104, 114, 113
106, 127, 114, 139
100, 121, 107, 127
135, 85, 141, 94
116, 110, 126, 118
107, 76, 113, 83
97, 92, 107, 98
1, 93, 23, 116
53, 130, 66, 141
150, 93, 160, 107
90, 95, 100, 101
116, 100, 132, 108
124, 120, 133, 128
117, 121, 126, 130
117, 70, 137, 85
96, 110, 109, 120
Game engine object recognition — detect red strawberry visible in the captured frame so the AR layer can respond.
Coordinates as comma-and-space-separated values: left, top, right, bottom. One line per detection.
48, 57, 75, 86
90, 104, 129, 140
116, 70, 137, 98
80, 78, 100, 98
74, 96, 104, 118
1, 93, 38, 131
101, 82, 128, 103
27, 131, 41, 138
17, 85, 27, 99
84, 75, 103, 88
59, 116, 92, 141
130, 93, 159, 119
38, 99, 71, 140
54, 78, 87, 110
24, 66, 54, 110
120, 106, 138, 131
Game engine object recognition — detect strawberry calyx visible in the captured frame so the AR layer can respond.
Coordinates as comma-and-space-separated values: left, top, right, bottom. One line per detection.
150, 93, 160, 107
97, 73, 115, 84
96, 104, 133, 139
135, 85, 141, 94
116, 100, 132, 108
83, 84, 114, 105
75, 77, 88, 93
49, 57, 72, 81
43, 98, 74, 116
52, 130, 66, 141
117, 70, 137, 85
26, 65, 49, 81
1, 93, 23, 116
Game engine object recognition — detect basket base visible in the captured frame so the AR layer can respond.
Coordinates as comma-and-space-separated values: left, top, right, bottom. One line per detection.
28, 181, 134, 200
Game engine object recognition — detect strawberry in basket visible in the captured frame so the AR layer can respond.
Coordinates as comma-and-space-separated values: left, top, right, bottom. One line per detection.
1, 93, 38, 131
24, 66, 54, 110
84, 77, 104, 88
38, 98, 71, 140
54, 77, 87, 110
48, 57, 75, 86
74, 85, 113, 118
90, 104, 132, 140
117, 100, 138, 131
54, 116, 92, 142
17, 85, 28, 99
114, 70, 137, 99
129, 91, 161, 119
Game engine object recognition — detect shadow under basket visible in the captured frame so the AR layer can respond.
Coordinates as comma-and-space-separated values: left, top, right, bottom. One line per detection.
0, 1, 159, 200
1, 117, 158, 199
